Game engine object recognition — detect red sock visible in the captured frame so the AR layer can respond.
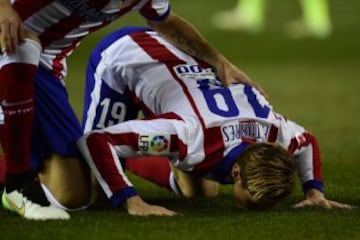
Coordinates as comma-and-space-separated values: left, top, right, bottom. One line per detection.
0, 62, 37, 174
0, 154, 5, 185
126, 156, 172, 190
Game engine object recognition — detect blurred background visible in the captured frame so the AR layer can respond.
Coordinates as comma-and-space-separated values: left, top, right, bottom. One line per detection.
66, 0, 359, 189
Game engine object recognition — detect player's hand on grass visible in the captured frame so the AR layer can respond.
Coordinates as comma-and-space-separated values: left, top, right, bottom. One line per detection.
0, 1, 25, 54
216, 56, 268, 98
292, 189, 355, 209
124, 195, 178, 216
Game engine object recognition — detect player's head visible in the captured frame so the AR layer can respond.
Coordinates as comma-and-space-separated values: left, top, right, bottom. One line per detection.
232, 142, 296, 210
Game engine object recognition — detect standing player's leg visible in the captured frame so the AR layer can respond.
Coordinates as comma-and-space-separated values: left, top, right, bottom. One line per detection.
284, 0, 332, 38
0, 154, 5, 190
0, 107, 4, 189
300, 0, 332, 38
0, 32, 69, 220
31, 66, 92, 210
211, 0, 266, 33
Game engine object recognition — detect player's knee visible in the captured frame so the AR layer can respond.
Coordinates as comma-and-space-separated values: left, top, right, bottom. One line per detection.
201, 184, 219, 198
56, 184, 92, 209
39, 155, 92, 209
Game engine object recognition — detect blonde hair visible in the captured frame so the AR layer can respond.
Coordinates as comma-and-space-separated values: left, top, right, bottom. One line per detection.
237, 142, 296, 210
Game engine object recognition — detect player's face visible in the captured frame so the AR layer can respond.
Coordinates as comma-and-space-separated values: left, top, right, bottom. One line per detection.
233, 177, 253, 209
231, 163, 253, 209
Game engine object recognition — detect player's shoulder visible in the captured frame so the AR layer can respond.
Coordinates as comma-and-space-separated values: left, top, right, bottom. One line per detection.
96, 26, 153, 51
88, 26, 153, 60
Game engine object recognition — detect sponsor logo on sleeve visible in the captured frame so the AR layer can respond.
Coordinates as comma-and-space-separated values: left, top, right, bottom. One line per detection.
138, 134, 170, 155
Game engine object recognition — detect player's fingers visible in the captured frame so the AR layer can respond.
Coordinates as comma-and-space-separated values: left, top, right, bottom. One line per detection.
329, 201, 355, 209
293, 200, 330, 209
231, 70, 268, 98
310, 199, 332, 209
141, 210, 177, 217
162, 210, 178, 216
18, 24, 25, 43
9, 23, 18, 54
292, 200, 310, 208
129, 205, 178, 217
219, 62, 231, 87
0, 23, 10, 53
155, 206, 178, 216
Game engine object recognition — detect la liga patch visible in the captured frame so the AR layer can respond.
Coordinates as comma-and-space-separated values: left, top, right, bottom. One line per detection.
138, 134, 170, 155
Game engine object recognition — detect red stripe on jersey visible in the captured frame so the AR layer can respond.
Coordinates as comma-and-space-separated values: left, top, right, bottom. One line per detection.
86, 131, 139, 192
39, 16, 82, 48
288, 132, 322, 181
129, 31, 186, 63
170, 134, 187, 161
287, 138, 298, 155
12, 0, 54, 21
268, 125, 278, 142
39, 0, 112, 48
130, 31, 225, 175
139, 1, 159, 19
52, 41, 79, 79
193, 127, 225, 176
302, 133, 322, 181
130, 31, 206, 128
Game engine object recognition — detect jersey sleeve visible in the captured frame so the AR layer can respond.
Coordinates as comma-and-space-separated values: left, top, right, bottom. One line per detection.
276, 117, 324, 193
77, 115, 187, 206
139, 0, 171, 21
77, 128, 140, 206
288, 132, 324, 193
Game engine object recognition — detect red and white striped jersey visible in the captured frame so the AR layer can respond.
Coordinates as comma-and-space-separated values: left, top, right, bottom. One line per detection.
11, 0, 170, 79
79, 27, 323, 201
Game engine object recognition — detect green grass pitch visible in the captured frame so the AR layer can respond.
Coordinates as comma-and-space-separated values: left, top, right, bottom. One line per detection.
1, 0, 360, 239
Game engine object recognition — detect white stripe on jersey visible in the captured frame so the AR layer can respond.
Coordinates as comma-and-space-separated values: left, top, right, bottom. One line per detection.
83, 61, 109, 133
294, 141, 315, 183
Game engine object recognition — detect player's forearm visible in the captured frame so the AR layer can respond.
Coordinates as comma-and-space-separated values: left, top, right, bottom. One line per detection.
148, 12, 222, 68
294, 132, 324, 193
77, 132, 140, 207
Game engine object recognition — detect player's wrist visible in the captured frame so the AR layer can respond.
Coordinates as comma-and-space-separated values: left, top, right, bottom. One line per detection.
302, 180, 324, 193
306, 188, 324, 197
124, 195, 143, 207
109, 186, 138, 207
